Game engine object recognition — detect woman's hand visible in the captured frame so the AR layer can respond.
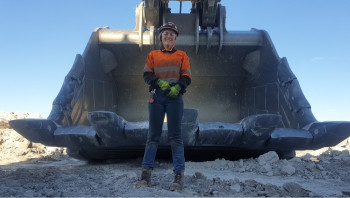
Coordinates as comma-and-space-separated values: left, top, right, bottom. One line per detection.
157, 80, 170, 91
168, 85, 181, 97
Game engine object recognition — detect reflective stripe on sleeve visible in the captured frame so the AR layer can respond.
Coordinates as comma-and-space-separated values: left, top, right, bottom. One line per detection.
181, 69, 191, 75
143, 65, 153, 72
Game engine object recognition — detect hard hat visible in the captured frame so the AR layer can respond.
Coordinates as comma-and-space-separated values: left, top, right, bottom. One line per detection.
159, 22, 179, 36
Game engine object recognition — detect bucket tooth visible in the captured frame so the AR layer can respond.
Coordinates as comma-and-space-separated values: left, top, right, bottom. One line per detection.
9, 119, 57, 146
267, 128, 313, 150
87, 111, 126, 146
304, 121, 350, 149
198, 122, 242, 146
54, 126, 99, 147
240, 114, 283, 149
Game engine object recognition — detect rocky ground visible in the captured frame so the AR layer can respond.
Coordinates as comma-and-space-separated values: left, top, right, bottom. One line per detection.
1, 111, 350, 197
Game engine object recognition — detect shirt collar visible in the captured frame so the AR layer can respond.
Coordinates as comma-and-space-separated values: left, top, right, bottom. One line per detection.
160, 45, 177, 53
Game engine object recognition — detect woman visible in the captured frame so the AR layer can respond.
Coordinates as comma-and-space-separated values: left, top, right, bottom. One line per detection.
137, 22, 192, 191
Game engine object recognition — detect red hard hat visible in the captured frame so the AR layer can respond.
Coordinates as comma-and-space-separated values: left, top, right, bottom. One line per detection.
159, 22, 179, 36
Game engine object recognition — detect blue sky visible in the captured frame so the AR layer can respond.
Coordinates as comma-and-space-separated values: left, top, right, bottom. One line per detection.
0, 0, 349, 121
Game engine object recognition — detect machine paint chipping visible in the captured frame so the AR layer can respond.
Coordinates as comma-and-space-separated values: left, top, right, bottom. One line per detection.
10, 0, 350, 161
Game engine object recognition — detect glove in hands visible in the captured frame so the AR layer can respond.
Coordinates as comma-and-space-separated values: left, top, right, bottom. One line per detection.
168, 84, 181, 98
157, 79, 170, 91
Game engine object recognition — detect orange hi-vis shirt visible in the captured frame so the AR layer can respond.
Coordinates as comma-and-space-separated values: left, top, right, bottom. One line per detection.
143, 49, 192, 84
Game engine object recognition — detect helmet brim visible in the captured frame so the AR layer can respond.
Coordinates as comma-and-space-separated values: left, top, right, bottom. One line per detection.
159, 28, 179, 36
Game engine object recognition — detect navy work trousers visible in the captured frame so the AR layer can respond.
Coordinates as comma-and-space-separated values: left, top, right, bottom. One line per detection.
142, 89, 185, 174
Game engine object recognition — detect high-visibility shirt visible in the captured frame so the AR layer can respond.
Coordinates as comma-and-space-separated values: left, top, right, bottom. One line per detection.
143, 48, 192, 85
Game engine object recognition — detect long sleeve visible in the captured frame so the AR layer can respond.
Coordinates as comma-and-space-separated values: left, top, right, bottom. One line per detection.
177, 52, 192, 92
143, 72, 158, 89
143, 52, 158, 91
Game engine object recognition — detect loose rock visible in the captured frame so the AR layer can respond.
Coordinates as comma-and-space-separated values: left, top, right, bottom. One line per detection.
257, 151, 279, 165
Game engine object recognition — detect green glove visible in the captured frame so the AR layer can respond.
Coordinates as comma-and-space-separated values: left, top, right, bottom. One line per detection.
157, 79, 170, 91
168, 84, 181, 98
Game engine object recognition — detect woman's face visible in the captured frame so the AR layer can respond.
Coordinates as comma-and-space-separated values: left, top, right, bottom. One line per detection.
161, 29, 177, 48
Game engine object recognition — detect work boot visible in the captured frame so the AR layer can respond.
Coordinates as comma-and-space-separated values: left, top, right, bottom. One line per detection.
169, 171, 184, 191
136, 169, 152, 187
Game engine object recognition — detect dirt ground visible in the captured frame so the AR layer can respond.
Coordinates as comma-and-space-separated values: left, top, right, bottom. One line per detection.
1, 112, 350, 197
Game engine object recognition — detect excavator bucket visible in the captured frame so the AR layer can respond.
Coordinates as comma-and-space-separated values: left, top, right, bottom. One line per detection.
10, 0, 350, 161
